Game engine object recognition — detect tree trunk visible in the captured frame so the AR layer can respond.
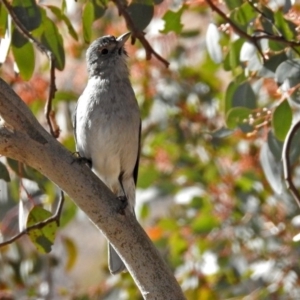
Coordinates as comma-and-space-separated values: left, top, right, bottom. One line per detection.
0, 78, 185, 300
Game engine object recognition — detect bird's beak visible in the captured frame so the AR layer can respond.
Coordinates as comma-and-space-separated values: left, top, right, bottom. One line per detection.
117, 32, 131, 47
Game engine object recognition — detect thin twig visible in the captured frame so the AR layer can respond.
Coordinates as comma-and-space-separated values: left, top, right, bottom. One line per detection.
1, 0, 59, 138
111, 0, 170, 68
205, 0, 300, 59
0, 191, 65, 247
282, 119, 300, 208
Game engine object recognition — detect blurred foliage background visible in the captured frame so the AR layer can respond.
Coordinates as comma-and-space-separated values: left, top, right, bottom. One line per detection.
1, 0, 300, 299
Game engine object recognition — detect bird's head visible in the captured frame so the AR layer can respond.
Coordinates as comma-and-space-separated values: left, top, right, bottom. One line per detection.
86, 32, 131, 78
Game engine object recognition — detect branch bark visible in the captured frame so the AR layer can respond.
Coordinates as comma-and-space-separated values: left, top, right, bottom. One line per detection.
0, 78, 185, 300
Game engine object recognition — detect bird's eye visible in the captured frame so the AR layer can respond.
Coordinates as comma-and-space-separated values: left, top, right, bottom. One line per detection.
101, 48, 108, 55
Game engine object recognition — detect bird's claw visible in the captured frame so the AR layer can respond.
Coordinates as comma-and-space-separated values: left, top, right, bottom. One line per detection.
71, 152, 92, 168
116, 196, 128, 215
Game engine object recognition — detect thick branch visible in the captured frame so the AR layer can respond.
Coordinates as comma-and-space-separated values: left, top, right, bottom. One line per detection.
0, 78, 185, 300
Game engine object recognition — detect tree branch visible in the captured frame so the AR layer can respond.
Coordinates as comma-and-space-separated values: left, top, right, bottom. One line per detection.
282, 119, 300, 207
1, 0, 59, 138
205, 0, 300, 59
0, 78, 185, 300
111, 0, 170, 68
0, 191, 65, 247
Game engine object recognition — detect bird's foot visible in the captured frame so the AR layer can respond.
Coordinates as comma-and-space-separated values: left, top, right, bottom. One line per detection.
116, 196, 128, 215
71, 152, 92, 168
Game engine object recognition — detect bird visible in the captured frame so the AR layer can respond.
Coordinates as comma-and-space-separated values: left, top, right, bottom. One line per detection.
73, 32, 141, 274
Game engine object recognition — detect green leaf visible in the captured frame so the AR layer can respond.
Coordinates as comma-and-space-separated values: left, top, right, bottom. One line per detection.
232, 81, 256, 109
41, 13, 65, 70
272, 99, 292, 142
226, 107, 252, 129
53, 90, 78, 102
46, 5, 78, 41
61, 0, 67, 12
191, 214, 218, 234
274, 10, 295, 41
0, 4, 8, 37
139, 203, 150, 220
11, 28, 35, 80
159, 218, 178, 231
12, 0, 41, 31
82, 1, 94, 43
62, 237, 77, 271
0, 161, 10, 182
230, 2, 256, 30
160, 6, 185, 34
169, 232, 188, 256
224, 81, 238, 113
259, 52, 288, 78
223, 38, 244, 71
224, 0, 243, 9
59, 198, 77, 227
127, 1, 154, 31
27, 206, 57, 254
137, 164, 160, 188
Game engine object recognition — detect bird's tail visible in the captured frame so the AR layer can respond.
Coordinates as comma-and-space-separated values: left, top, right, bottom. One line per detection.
108, 243, 126, 274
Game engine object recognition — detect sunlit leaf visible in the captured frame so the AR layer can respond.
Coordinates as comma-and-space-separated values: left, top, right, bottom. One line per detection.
0, 4, 8, 37
139, 203, 150, 220
82, 1, 94, 43
274, 10, 295, 40
206, 23, 222, 64
224, 0, 243, 9
46, 5, 78, 41
53, 90, 78, 102
62, 237, 77, 271
272, 99, 292, 142
191, 214, 218, 234
11, 28, 35, 80
160, 6, 185, 34
27, 206, 57, 254
230, 2, 256, 30
40, 13, 65, 70
223, 38, 244, 71
169, 232, 188, 256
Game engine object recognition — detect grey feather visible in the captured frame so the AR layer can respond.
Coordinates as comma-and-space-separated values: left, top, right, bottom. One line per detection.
74, 32, 140, 274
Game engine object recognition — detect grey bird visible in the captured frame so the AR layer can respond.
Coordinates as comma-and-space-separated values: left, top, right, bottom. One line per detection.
73, 32, 141, 274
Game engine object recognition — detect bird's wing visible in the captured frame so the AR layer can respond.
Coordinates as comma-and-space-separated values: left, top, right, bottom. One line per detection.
73, 102, 78, 147
133, 120, 141, 186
